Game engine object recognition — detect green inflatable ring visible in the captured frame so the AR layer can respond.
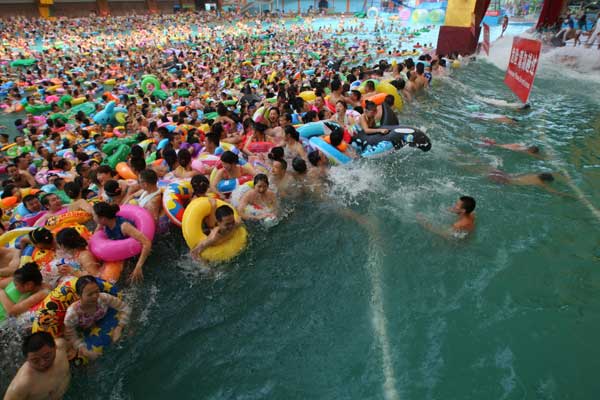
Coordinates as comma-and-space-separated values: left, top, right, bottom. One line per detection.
145, 152, 157, 164
10, 59, 37, 68
25, 104, 52, 115
204, 112, 218, 120
222, 99, 237, 106
104, 144, 130, 169
0, 282, 29, 322
141, 75, 162, 94
152, 89, 168, 100
67, 102, 96, 117
176, 89, 190, 97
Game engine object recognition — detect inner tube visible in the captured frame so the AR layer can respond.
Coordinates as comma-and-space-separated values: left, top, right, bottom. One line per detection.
181, 197, 247, 262
162, 180, 192, 227
354, 125, 431, 152
141, 75, 161, 94
367, 7, 379, 18
88, 205, 156, 262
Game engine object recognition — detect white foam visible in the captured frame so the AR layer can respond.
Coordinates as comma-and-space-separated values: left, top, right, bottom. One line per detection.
482, 34, 600, 86
326, 161, 386, 205
365, 221, 400, 400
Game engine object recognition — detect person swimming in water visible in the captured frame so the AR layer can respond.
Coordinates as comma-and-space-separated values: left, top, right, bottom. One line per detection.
190, 205, 243, 261
417, 195, 476, 239
480, 138, 543, 158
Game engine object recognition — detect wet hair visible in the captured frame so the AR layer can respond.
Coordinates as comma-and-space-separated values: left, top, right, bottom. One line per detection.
103, 180, 121, 197
75, 275, 99, 296
215, 204, 234, 221
206, 132, 220, 147
330, 128, 343, 147
331, 79, 341, 91
14, 262, 42, 286
40, 193, 58, 207
527, 146, 540, 154
365, 100, 377, 111
93, 202, 120, 219
177, 149, 192, 167
22, 332, 55, 356
131, 157, 147, 173
1, 184, 17, 199
304, 110, 317, 122
163, 149, 178, 170
268, 146, 284, 161
191, 174, 209, 196
274, 158, 288, 171
56, 227, 87, 250
308, 150, 320, 166
365, 80, 376, 91
416, 62, 425, 74
22, 194, 38, 206
253, 173, 269, 186
220, 150, 239, 164
96, 165, 114, 176
384, 95, 395, 106
63, 181, 81, 199
139, 168, 158, 185
292, 157, 307, 174
459, 196, 476, 214
538, 173, 554, 182
284, 125, 300, 142
130, 145, 144, 159
28, 227, 53, 245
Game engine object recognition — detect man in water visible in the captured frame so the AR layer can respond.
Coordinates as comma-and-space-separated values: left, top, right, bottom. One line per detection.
191, 205, 242, 261
487, 170, 574, 197
4, 332, 71, 400
481, 138, 542, 157
417, 196, 476, 239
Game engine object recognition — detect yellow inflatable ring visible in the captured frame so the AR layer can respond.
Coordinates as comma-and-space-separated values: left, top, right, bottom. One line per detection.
181, 198, 247, 262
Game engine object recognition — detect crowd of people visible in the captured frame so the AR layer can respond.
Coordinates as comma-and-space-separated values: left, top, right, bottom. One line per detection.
1, 8, 567, 398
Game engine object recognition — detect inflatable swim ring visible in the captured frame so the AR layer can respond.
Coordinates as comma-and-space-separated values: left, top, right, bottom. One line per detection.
88, 204, 156, 262
182, 198, 247, 262
162, 180, 192, 227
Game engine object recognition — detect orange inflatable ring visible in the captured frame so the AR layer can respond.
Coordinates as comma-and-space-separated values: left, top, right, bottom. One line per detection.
116, 162, 137, 180
323, 135, 348, 152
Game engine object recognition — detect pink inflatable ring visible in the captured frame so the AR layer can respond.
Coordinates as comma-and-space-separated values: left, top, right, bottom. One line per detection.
89, 205, 156, 262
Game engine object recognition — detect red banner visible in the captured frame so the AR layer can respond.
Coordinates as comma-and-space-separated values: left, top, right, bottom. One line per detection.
504, 37, 542, 103
482, 23, 490, 55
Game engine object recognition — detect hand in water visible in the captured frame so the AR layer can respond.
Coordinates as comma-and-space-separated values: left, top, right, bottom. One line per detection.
128, 266, 143, 284
111, 326, 123, 342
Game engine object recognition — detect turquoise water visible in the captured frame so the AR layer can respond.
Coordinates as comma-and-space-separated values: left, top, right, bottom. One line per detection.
65, 59, 600, 398
2, 25, 600, 400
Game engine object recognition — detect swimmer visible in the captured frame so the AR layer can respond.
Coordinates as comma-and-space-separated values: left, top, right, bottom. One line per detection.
417, 195, 476, 239
480, 138, 543, 157
190, 205, 243, 261
35, 193, 64, 226
3, 332, 71, 400
486, 170, 574, 197
237, 174, 278, 221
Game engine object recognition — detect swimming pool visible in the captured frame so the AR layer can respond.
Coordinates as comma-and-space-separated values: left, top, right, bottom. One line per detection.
2, 20, 600, 400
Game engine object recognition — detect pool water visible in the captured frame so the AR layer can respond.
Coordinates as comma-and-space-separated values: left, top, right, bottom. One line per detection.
2, 23, 600, 400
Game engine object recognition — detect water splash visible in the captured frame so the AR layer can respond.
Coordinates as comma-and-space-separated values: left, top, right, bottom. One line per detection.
365, 223, 400, 400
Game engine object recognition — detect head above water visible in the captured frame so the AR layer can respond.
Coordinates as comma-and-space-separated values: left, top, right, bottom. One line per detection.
458, 196, 476, 215
538, 172, 554, 182
22, 332, 56, 372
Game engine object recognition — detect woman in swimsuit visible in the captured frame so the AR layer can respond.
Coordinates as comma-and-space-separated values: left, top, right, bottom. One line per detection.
92, 202, 152, 283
